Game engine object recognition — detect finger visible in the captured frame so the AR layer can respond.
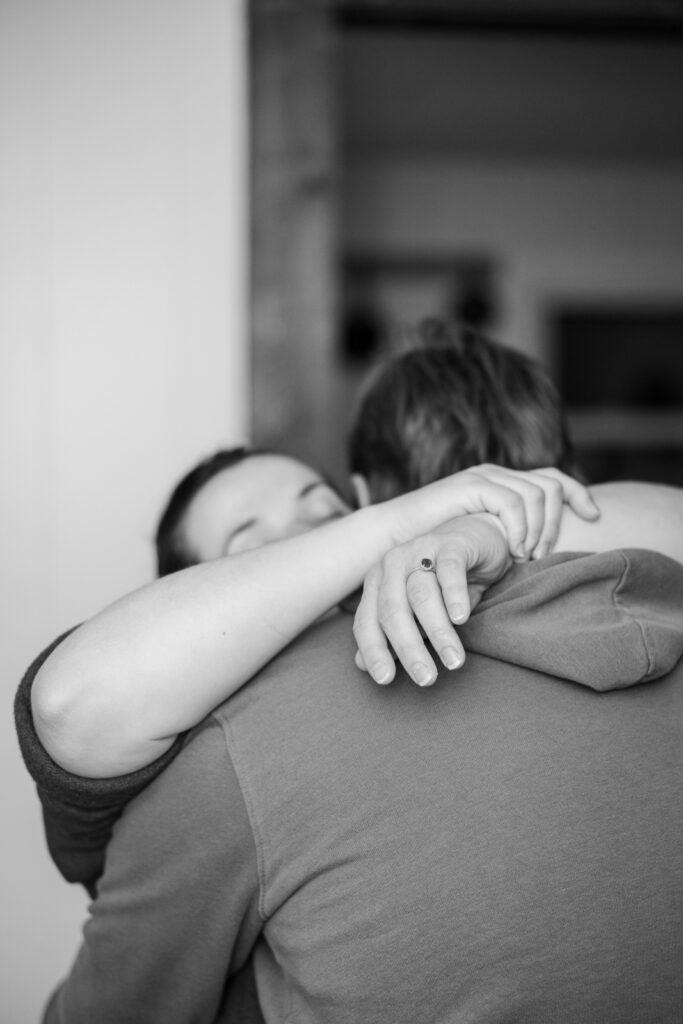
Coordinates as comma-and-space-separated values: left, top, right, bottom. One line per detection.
352, 569, 397, 685
354, 644, 399, 676
485, 470, 548, 556
536, 467, 600, 521
354, 646, 398, 674
475, 466, 581, 557
404, 564, 466, 671
432, 550, 473, 627
527, 472, 564, 558
375, 560, 439, 687
464, 473, 530, 559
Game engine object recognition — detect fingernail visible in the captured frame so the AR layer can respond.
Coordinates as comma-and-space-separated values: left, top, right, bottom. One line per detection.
411, 663, 436, 687
449, 604, 467, 624
371, 665, 393, 685
441, 647, 462, 670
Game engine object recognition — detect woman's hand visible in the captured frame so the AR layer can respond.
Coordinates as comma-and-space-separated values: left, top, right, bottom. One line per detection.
353, 514, 512, 687
354, 466, 599, 688
389, 464, 599, 561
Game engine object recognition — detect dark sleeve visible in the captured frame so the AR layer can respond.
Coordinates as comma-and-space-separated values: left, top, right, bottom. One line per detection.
14, 629, 186, 896
460, 548, 683, 691
42, 716, 263, 1024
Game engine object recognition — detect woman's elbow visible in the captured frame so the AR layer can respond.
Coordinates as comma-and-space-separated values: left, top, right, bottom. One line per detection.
31, 657, 105, 776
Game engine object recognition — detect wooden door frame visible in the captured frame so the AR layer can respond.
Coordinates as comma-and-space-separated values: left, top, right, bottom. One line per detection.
249, 0, 342, 480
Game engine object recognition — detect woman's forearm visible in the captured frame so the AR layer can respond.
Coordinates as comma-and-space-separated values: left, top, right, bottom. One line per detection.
31, 502, 397, 777
555, 481, 683, 564
32, 476, 489, 777
31, 465, 596, 778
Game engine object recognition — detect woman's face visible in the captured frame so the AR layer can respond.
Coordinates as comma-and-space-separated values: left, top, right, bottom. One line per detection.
182, 454, 351, 562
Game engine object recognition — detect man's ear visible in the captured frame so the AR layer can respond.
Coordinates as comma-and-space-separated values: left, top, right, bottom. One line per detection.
350, 473, 372, 508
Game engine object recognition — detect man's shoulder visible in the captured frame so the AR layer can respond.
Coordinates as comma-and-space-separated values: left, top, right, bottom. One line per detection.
211, 610, 357, 723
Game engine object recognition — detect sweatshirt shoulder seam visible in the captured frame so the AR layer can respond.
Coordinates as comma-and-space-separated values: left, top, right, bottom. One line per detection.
611, 550, 652, 681
215, 712, 269, 923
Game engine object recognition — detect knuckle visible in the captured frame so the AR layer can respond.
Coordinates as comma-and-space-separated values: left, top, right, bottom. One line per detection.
362, 643, 385, 663
364, 565, 381, 587
380, 549, 401, 571
392, 639, 420, 663
406, 579, 432, 608
431, 625, 455, 646
377, 597, 401, 628
438, 550, 465, 571
352, 611, 372, 639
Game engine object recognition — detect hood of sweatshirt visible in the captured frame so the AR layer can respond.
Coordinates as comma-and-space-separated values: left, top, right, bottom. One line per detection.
459, 548, 683, 691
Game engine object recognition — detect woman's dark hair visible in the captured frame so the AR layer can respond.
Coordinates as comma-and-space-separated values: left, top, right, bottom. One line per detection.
348, 319, 582, 502
155, 447, 264, 577
155, 447, 348, 577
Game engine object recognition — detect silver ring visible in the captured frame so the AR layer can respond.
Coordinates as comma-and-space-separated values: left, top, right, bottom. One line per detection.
407, 557, 436, 580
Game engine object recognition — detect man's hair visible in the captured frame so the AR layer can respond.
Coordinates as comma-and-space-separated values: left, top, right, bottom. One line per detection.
348, 319, 582, 502
155, 447, 264, 577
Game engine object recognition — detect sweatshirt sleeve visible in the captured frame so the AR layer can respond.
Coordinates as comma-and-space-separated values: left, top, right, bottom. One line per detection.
42, 716, 262, 1024
14, 630, 186, 895
459, 549, 683, 691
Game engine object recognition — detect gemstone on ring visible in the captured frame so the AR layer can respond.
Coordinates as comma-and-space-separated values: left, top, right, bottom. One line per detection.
420, 557, 434, 572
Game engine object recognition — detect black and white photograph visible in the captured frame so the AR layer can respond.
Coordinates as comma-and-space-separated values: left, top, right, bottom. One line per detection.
2, 2, 683, 1021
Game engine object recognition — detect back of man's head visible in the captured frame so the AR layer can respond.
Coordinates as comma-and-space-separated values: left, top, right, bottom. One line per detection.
348, 318, 581, 502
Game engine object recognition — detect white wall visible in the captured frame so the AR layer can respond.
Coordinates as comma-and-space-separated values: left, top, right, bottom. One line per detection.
343, 158, 683, 361
0, 1, 248, 1019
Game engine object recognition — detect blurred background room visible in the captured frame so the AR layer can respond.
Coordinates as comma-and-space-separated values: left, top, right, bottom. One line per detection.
2, 1, 683, 1020
251, 0, 683, 488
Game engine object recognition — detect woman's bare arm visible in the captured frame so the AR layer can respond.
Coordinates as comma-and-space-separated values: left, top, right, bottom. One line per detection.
31, 466, 595, 778
556, 481, 683, 563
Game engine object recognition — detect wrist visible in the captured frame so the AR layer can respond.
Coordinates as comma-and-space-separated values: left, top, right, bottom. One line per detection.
351, 501, 400, 556
379, 473, 475, 547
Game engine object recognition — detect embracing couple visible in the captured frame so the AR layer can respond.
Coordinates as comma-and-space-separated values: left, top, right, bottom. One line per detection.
16, 321, 683, 1023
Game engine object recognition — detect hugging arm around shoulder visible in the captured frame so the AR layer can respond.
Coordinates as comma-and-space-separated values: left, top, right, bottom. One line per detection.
17, 547, 683, 902
15, 548, 683, 909
40, 548, 683, 1024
